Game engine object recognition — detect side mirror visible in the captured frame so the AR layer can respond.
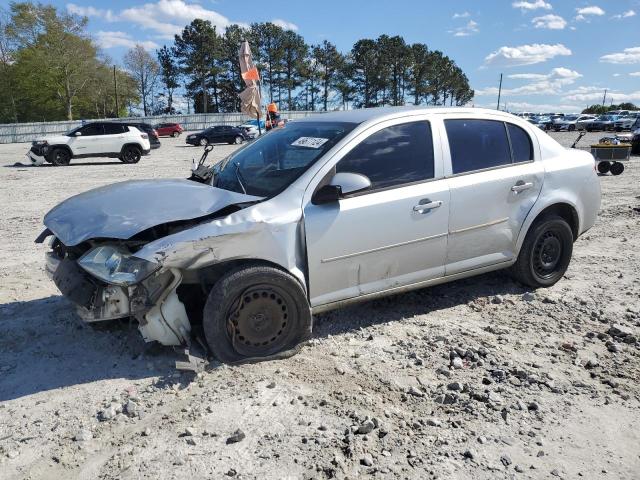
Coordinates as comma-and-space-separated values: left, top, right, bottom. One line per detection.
312, 172, 371, 205
74, 131, 82, 136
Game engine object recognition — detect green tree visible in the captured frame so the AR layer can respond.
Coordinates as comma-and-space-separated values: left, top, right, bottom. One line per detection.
157, 45, 180, 114
312, 40, 341, 111
174, 19, 220, 113
281, 30, 307, 110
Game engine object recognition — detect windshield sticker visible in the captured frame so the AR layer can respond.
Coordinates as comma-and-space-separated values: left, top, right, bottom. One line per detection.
291, 137, 329, 149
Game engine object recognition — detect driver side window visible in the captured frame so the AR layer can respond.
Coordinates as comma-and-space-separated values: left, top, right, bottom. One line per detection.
336, 121, 435, 192
80, 124, 104, 136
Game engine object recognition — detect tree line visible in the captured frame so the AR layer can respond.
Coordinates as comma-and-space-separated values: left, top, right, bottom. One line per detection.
0, 2, 474, 123
581, 103, 638, 115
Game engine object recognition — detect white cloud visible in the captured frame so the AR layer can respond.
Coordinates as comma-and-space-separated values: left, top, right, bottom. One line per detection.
453, 12, 470, 19
600, 47, 640, 64
564, 89, 640, 103
270, 19, 299, 31
630, 72, 640, 77
612, 9, 636, 19
575, 5, 605, 21
613, 73, 621, 77
484, 43, 571, 66
532, 14, 567, 29
476, 67, 582, 96
512, 0, 552, 11
67, 0, 248, 40
450, 20, 479, 37
95, 31, 159, 50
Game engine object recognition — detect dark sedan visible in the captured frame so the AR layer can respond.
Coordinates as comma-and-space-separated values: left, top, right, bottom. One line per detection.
185, 126, 248, 146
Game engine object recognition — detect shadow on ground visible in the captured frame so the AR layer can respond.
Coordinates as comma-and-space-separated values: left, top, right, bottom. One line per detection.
0, 271, 525, 401
0, 296, 179, 402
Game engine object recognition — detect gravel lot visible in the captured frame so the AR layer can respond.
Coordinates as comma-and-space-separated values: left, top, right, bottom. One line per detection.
0, 130, 639, 479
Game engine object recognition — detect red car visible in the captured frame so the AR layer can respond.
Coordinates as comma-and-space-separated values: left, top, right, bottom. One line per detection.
154, 123, 183, 137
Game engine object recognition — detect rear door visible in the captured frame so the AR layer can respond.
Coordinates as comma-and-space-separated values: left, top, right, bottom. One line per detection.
303, 119, 450, 307
102, 123, 127, 153
443, 118, 544, 275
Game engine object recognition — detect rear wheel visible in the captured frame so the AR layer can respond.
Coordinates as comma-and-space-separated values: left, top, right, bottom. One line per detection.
171, 131, 180, 138
120, 145, 141, 164
597, 161, 611, 174
50, 148, 71, 166
610, 162, 624, 176
199, 137, 208, 146
568, 124, 576, 132
202, 265, 312, 364
511, 215, 573, 288
232, 136, 244, 145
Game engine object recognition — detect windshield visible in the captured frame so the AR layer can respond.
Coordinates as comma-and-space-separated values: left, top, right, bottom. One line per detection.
213, 121, 356, 197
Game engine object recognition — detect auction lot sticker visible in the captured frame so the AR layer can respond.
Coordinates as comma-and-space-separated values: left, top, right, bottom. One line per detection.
291, 137, 329, 148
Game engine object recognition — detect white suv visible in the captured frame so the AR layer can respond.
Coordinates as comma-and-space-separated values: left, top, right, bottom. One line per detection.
28, 122, 151, 166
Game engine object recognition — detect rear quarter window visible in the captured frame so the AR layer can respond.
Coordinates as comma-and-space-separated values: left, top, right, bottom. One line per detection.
506, 123, 534, 163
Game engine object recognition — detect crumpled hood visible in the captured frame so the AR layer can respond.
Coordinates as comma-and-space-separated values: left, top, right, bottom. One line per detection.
44, 179, 262, 246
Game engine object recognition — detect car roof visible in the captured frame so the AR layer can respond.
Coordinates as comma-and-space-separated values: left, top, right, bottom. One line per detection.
293, 106, 531, 126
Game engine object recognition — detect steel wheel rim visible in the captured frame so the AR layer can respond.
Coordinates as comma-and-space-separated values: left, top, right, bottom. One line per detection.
200, 138, 207, 146
226, 285, 293, 357
235, 136, 243, 144
532, 230, 562, 278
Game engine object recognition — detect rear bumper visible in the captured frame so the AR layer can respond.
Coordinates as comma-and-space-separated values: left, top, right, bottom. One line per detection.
142, 148, 151, 155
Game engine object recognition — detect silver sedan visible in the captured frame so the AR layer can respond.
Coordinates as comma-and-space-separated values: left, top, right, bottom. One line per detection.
38, 107, 601, 363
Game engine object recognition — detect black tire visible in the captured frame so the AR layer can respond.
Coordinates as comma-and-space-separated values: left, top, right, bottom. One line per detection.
199, 137, 208, 146
610, 162, 624, 176
232, 136, 244, 145
511, 215, 573, 288
171, 131, 180, 138
50, 148, 71, 166
597, 161, 611, 174
120, 145, 141, 164
203, 265, 312, 364
568, 124, 575, 132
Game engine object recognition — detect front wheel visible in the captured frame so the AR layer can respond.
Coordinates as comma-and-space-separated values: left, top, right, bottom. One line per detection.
50, 148, 71, 166
232, 136, 244, 145
568, 125, 575, 132
171, 131, 180, 138
202, 265, 312, 364
120, 145, 141, 164
511, 215, 573, 288
199, 137, 208, 146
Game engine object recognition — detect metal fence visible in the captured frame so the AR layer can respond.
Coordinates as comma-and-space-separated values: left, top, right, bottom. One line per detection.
0, 111, 323, 144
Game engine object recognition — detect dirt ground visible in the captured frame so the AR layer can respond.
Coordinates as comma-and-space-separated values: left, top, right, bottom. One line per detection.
0, 130, 639, 480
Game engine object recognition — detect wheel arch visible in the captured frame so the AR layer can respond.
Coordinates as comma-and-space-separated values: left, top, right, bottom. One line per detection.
191, 258, 308, 296
516, 201, 580, 254
46, 144, 73, 159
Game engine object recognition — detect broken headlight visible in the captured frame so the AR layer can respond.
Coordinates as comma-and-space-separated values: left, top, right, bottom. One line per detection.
78, 245, 159, 286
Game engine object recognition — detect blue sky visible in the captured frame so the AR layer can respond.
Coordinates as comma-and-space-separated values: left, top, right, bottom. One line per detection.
42, 0, 640, 112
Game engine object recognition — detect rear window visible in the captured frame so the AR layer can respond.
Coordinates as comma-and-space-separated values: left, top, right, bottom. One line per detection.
445, 119, 512, 174
506, 123, 533, 163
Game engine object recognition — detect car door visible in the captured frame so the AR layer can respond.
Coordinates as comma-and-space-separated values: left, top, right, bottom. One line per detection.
102, 123, 126, 153
303, 119, 450, 308
442, 118, 544, 275
69, 123, 104, 155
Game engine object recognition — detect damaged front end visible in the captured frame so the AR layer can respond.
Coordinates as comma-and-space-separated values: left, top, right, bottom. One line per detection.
43, 236, 190, 345
37, 179, 264, 347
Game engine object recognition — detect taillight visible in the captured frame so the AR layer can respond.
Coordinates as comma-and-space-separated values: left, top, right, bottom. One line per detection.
141, 133, 148, 139
153, 130, 158, 137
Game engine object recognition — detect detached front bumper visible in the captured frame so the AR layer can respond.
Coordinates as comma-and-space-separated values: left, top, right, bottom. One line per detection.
46, 249, 191, 346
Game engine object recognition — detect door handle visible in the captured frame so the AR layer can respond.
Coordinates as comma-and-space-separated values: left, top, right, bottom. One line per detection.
413, 199, 443, 214
511, 181, 533, 194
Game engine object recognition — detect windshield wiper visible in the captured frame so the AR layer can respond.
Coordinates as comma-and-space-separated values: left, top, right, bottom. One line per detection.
234, 162, 247, 194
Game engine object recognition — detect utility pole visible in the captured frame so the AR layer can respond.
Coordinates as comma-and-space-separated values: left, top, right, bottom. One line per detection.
113, 65, 119, 117
602, 89, 607, 106
496, 73, 503, 111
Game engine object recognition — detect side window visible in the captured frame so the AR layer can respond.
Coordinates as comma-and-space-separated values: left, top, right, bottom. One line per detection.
506, 123, 533, 163
445, 119, 511, 174
103, 123, 125, 135
80, 123, 104, 136
336, 121, 434, 192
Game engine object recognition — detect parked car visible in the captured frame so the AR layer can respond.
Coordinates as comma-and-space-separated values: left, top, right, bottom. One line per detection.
585, 115, 620, 132
613, 116, 637, 132
155, 122, 183, 137
632, 122, 640, 155
553, 115, 594, 132
36, 107, 600, 363
27, 122, 151, 166
121, 122, 160, 149
237, 123, 260, 139
185, 126, 248, 146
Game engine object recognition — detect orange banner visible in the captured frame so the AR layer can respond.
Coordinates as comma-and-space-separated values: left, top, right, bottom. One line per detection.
241, 67, 260, 81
